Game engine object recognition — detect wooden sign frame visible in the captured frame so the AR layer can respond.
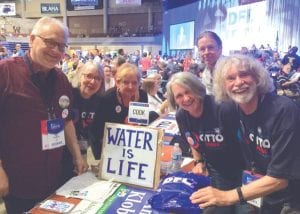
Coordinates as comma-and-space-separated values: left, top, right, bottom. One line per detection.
99, 122, 163, 189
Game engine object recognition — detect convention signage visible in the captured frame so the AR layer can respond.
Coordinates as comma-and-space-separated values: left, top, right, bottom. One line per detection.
128, 102, 150, 125
116, 0, 141, 6
41, 3, 61, 14
0, 3, 16, 16
99, 123, 163, 189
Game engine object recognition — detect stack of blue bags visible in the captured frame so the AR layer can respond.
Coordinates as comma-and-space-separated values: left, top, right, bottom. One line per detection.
148, 171, 211, 214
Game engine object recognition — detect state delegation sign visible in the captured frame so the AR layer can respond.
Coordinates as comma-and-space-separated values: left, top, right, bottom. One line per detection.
99, 123, 163, 189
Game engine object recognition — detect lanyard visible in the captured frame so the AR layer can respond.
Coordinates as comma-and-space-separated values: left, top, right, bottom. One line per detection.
237, 95, 265, 174
23, 54, 56, 119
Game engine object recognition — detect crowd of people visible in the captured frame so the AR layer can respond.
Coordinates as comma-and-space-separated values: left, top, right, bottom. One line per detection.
0, 16, 300, 214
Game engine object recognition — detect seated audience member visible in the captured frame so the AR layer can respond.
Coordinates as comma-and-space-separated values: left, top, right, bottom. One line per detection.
61, 61, 104, 183
277, 62, 300, 106
166, 72, 251, 214
191, 54, 300, 214
281, 46, 300, 72
141, 73, 169, 117
103, 65, 115, 91
91, 63, 148, 159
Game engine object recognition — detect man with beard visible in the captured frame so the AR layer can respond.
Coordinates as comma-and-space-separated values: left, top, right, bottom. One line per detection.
190, 54, 300, 214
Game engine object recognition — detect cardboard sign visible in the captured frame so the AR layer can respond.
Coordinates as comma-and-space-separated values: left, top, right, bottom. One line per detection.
128, 102, 150, 125
99, 123, 163, 189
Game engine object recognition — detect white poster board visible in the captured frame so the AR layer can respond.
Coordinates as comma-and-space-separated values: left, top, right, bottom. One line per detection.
99, 123, 163, 189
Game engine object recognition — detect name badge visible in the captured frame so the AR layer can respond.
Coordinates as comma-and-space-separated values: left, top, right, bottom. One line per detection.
242, 170, 263, 208
128, 102, 149, 125
41, 118, 65, 150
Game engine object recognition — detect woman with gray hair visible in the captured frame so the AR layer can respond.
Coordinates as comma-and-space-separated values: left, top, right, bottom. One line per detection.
61, 61, 104, 183
166, 72, 251, 214
191, 54, 300, 213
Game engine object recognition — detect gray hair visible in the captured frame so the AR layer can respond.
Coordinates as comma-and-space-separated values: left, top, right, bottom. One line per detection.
166, 72, 206, 109
31, 16, 69, 38
213, 54, 274, 103
72, 61, 104, 91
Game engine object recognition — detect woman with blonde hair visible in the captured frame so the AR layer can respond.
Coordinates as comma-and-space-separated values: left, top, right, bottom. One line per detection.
142, 73, 169, 116
91, 63, 148, 159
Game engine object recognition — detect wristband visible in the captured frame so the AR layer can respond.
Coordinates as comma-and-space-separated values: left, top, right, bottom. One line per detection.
236, 187, 247, 204
194, 159, 205, 166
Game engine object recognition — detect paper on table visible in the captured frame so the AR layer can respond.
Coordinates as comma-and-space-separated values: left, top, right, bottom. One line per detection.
56, 172, 120, 203
69, 200, 104, 214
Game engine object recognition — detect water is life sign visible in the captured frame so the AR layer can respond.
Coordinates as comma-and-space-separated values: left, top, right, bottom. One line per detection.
99, 123, 163, 189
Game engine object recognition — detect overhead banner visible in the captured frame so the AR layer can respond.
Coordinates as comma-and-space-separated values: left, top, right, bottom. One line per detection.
99, 123, 163, 189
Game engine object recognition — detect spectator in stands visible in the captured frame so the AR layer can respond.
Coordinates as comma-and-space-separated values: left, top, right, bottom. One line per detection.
167, 72, 251, 214
118, 48, 126, 58
282, 46, 300, 72
197, 31, 222, 95
61, 53, 71, 74
15, 43, 25, 57
103, 65, 115, 91
191, 54, 300, 214
130, 49, 140, 66
93, 49, 102, 64
183, 51, 193, 71
0, 16, 88, 214
91, 63, 148, 159
140, 52, 151, 78
61, 61, 104, 183
0, 46, 8, 60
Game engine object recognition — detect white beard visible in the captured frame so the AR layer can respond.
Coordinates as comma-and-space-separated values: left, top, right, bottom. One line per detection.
228, 83, 257, 104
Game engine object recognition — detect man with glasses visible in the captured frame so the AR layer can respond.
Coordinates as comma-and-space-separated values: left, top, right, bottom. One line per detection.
0, 17, 88, 213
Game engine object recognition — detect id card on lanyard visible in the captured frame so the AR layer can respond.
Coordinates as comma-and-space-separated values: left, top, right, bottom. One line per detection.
41, 118, 65, 150
242, 170, 263, 208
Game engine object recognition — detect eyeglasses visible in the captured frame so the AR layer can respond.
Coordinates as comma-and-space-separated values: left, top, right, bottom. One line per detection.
82, 73, 102, 82
35, 35, 68, 52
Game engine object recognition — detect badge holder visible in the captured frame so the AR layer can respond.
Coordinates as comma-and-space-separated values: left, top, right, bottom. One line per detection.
242, 170, 263, 208
41, 109, 66, 150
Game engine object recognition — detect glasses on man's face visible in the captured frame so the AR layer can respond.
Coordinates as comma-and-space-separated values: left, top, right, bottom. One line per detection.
82, 73, 102, 82
36, 35, 68, 52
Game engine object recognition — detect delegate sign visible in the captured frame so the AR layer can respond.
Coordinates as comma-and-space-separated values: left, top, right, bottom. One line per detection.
99, 123, 162, 189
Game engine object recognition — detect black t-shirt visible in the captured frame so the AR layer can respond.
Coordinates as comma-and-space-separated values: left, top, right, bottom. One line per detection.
91, 87, 148, 159
72, 88, 101, 141
237, 93, 300, 204
176, 95, 245, 179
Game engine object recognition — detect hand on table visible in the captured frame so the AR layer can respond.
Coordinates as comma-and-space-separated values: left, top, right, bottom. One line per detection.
190, 186, 236, 208
73, 156, 89, 175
